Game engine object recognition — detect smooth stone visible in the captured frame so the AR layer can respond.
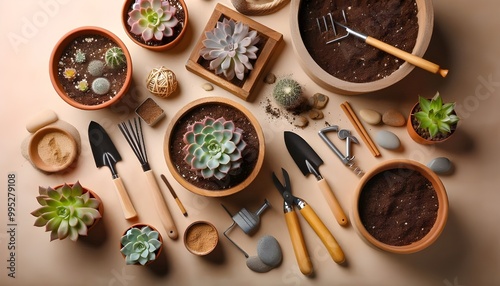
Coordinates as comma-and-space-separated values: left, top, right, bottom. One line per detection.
308, 109, 324, 120
26, 109, 58, 133
293, 115, 309, 128
246, 256, 274, 273
313, 93, 329, 109
264, 73, 276, 84
202, 83, 214, 91
257, 235, 282, 267
375, 130, 400, 150
382, 109, 406, 127
359, 109, 382, 125
427, 157, 453, 174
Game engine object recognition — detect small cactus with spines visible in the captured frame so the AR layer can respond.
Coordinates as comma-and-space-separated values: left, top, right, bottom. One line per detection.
92, 77, 111, 95
87, 60, 105, 77
105, 47, 126, 69
273, 78, 303, 109
74, 49, 86, 63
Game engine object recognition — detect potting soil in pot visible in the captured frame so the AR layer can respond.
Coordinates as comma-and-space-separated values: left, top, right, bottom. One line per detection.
299, 0, 418, 83
169, 103, 260, 191
57, 35, 127, 106
359, 168, 438, 246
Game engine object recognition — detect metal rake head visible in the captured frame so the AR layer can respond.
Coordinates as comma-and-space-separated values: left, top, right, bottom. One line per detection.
118, 117, 150, 170
316, 9, 349, 43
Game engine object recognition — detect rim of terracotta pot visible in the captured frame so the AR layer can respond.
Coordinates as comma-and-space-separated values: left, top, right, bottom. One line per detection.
120, 223, 164, 265
163, 96, 266, 197
406, 101, 457, 145
122, 0, 189, 51
351, 159, 448, 254
289, 0, 434, 95
49, 26, 133, 110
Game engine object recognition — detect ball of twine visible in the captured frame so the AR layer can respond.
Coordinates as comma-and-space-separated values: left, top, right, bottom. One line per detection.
146, 67, 178, 98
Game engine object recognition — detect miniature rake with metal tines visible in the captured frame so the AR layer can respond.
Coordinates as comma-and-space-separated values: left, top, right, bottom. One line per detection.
316, 9, 448, 77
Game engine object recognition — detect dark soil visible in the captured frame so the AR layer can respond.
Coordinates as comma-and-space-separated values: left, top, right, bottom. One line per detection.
56, 35, 127, 106
411, 105, 457, 141
124, 0, 186, 47
358, 168, 438, 246
197, 15, 268, 88
168, 102, 260, 191
299, 0, 419, 83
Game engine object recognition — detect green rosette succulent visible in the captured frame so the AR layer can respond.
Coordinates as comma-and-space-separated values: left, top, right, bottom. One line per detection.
182, 116, 247, 180
127, 0, 179, 42
120, 226, 162, 265
31, 182, 102, 241
414, 92, 459, 138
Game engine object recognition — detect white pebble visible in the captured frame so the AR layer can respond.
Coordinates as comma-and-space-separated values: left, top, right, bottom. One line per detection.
359, 109, 382, 125
202, 83, 214, 91
26, 109, 58, 133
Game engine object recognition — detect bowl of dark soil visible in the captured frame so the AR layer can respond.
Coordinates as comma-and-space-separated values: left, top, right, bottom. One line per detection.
290, 0, 434, 94
49, 26, 133, 110
351, 159, 448, 254
163, 97, 265, 197
122, 0, 189, 51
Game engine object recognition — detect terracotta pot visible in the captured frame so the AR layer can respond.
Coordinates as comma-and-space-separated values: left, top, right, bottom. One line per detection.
351, 159, 448, 254
120, 223, 164, 265
122, 0, 189, 51
49, 26, 133, 110
164, 97, 266, 197
289, 0, 434, 94
406, 101, 457, 145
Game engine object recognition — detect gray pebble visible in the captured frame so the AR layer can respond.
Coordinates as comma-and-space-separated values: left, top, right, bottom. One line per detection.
427, 157, 453, 174
257, 235, 282, 267
246, 256, 274, 273
202, 83, 214, 91
375, 130, 400, 150
264, 73, 276, 84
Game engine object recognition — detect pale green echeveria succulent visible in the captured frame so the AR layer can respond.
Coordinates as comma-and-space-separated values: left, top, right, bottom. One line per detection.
183, 116, 247, 180
128, 0, 179, 42
200, 18, 260, 81
121, 226, 162, 265
31, 182, 102, 242
414, 92, 459, 138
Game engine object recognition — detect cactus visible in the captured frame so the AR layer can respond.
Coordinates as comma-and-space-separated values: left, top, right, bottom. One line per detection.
183, 116, 247, 180
77, 79, 89, 92
87, 60, 105, 77
105, 47, 126, 69
74, 49, 86, 63
91, 77, 111, 95
121, 225, 162, 265
63, 67, 77, 80
31, 182, 102, 241
272, 78, 303, 109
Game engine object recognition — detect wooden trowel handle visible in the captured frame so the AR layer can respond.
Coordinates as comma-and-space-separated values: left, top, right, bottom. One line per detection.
317, 178, 348, 226
285, 211, 313, 276
145, 170, 179, 240
112, 177, 137, 220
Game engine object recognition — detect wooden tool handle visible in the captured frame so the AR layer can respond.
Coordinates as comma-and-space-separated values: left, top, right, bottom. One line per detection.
365, 36, 449, 77
300, 204, 345, 264
112, 177, 137, 220
285, 211, 313, 276
317, 178, 348, 226
145, 170, 179, 240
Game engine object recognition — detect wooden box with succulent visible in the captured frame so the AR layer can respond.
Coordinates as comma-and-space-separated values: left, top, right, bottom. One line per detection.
31, 182, 103, 241
407, 92, 459, 144
186, 3, 283, 101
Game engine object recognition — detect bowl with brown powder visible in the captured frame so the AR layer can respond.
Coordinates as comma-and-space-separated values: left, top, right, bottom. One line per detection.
290, 0, 434, 94
28, 126, 78, 172
184, 221, 219, 256
351, 159, 448, 254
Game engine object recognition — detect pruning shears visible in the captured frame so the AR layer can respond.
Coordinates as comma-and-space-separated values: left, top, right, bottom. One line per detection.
272, 168, 345, 276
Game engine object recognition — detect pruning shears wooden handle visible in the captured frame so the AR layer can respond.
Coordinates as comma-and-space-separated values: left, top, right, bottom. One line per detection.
284, 211, 313, 276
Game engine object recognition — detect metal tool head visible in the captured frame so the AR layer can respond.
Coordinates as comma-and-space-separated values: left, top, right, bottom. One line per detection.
88, 121, 122, 175
317, 10, 349, 44
272, 168, 294, 206
284, 131, 324, 178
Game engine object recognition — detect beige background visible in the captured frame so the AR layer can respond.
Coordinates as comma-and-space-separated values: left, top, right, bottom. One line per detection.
1, 0, 499, 285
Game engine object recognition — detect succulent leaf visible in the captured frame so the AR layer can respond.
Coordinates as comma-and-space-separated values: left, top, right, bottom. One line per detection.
414, 92, 459, 138
120, 225, 161, 265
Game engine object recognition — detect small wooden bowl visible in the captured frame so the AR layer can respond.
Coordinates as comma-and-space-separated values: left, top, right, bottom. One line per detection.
28, 126, 77, 172
183, 221, 219, 256
351, 159, 449, 254
289, 0, 434, 94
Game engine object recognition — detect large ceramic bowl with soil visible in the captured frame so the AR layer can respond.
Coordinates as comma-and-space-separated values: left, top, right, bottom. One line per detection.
164, 97, 265, 197
49, 26, 133, 110
351, 159, 448, 254
290, 0, 434, 94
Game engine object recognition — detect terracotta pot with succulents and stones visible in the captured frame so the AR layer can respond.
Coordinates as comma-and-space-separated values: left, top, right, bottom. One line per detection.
407, 92, 459, 145
120, 224, 163, 265
49, 26, 133, 110
164, 97, 265, 197
122, 0, 189, 51
31, 182, 103, 241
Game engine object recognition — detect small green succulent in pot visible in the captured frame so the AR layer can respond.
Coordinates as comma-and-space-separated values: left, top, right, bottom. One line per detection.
127, 0, 179, 42
31, 182, 102, 242
414, 92, 460, 138
183, 116, 247, 180
200, 18, 260, 81
121, 225, 163, 265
